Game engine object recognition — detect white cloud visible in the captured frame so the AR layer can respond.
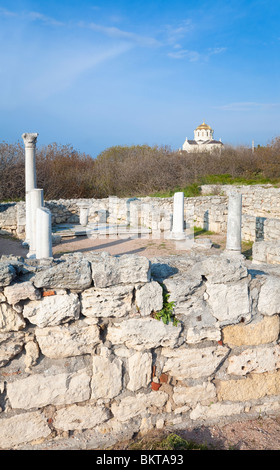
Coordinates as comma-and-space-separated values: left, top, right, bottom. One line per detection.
27, 11, 64, 26
167, 49, 200, 61
164, 19, 194, 45
87, 22, 161, 47
214, 102, 280, 111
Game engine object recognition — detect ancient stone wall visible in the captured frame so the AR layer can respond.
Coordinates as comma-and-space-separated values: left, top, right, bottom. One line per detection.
1, 185, 280, 242
1, 251, 280, 449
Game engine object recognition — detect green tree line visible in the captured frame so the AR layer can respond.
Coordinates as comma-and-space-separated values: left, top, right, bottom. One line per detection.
0, 137, 280, 202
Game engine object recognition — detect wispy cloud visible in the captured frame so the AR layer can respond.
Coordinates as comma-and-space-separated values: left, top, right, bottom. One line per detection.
27, 11, 64, 27
167, 45, 226, 62
22, 43, 133, 101
0, 7, 64, 26
214, 102, 280, 111
86, 22, 161, 47
167, 49, 200, 61
0, 7, 17, 17
164, 19, 194, 45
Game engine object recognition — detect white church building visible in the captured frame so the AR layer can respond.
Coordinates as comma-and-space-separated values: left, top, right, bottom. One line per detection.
182, 121, 223, 153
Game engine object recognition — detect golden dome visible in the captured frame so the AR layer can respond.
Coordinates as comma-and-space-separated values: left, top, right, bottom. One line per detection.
195, 121, 212, 130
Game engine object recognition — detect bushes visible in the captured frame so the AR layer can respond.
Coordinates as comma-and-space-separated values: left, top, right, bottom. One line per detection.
1, 137, 280, 202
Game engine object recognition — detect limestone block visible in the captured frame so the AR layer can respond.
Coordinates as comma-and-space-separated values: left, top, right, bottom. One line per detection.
33, 258, 92, 291
163, 273, 202, 305
35, 322, 100, 358
222, 315, 280, 346
127, 351, 152, 391
24, 338, 40, 371
206, 279, 250, 322
7, 368, 91, 409
185, 326, 221, 344
107, 318, 182, 350
162, 345, 229, 380
91, 355, 122, 399
135, 281, 163, 316
23, 293, 80, 328
178, 298, 220, 342
0, 331, 25, 367
0, 263, 17, 287
252, 241, 271, 264
190, 402, 244, 421
216, 370, 280, 402
53, 404, 110, 431
258, 276, 280, 315
173, 382, 216, 407
0, 411, 50, 449
4, 281, 40, 305
227, 345, 280, 375
191, 254, 248, 284
81, 284, 134, 318
90, 252, 151, 287
111, 391, 168, 422
0, 303, 26, 331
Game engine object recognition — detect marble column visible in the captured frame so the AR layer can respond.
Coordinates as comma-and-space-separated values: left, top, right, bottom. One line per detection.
36, 207, 53, 259
79, 203, 89, 226
22, 133, 39, 246
28, 188, 44, 257
226, 192, 242, 253
170, 192, 185, 239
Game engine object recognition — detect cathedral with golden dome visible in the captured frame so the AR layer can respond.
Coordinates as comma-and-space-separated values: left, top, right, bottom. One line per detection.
182, 121, 223, 153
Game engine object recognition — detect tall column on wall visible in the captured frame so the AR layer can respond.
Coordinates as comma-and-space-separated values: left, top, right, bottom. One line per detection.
22, 133, 39, 247
226, 192, 242, 254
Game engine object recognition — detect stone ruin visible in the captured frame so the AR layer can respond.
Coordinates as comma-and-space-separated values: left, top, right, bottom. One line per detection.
1, 136, 280, 449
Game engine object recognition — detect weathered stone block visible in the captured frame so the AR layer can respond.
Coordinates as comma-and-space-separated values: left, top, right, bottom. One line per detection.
107, 318, 182, 350
135, 281, 163, 316
127, 351, 152, 391
4, 281, 40, 305
162, 345, 229, 380
81, 284, 134, 318
222, 315, 280, 346
0, 263, 17, 287
227, 345, 280, 375
33, 258, 92, 291
35, 322, 100, 358
216, 370, 280, 402
92, 354, 122, 399
7, 368, 91, 409
23, 293, 80, 328
191, 254, 248, 284
111, 391, 168, 422
190, 402, 244, 421
163, 273, 202, 305
90, 252, 151, 287
0, 411, 50, 449
0, 331, 25, 367
258, 276, 280, 315
0, 303, 25, 331
206, 279, 250, 322
53, 404, 110, 431
173, 382, 216, 407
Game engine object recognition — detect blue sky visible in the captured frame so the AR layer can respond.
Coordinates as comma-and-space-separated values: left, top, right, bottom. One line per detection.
0, 0, 279, 156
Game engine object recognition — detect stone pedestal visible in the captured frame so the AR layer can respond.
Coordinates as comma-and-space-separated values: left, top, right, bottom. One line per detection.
22, 133, 39, 245
170, 192, 185, 240
226, 192, 242, 253
79, 204, 89, 226
36, 207, 53, 259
